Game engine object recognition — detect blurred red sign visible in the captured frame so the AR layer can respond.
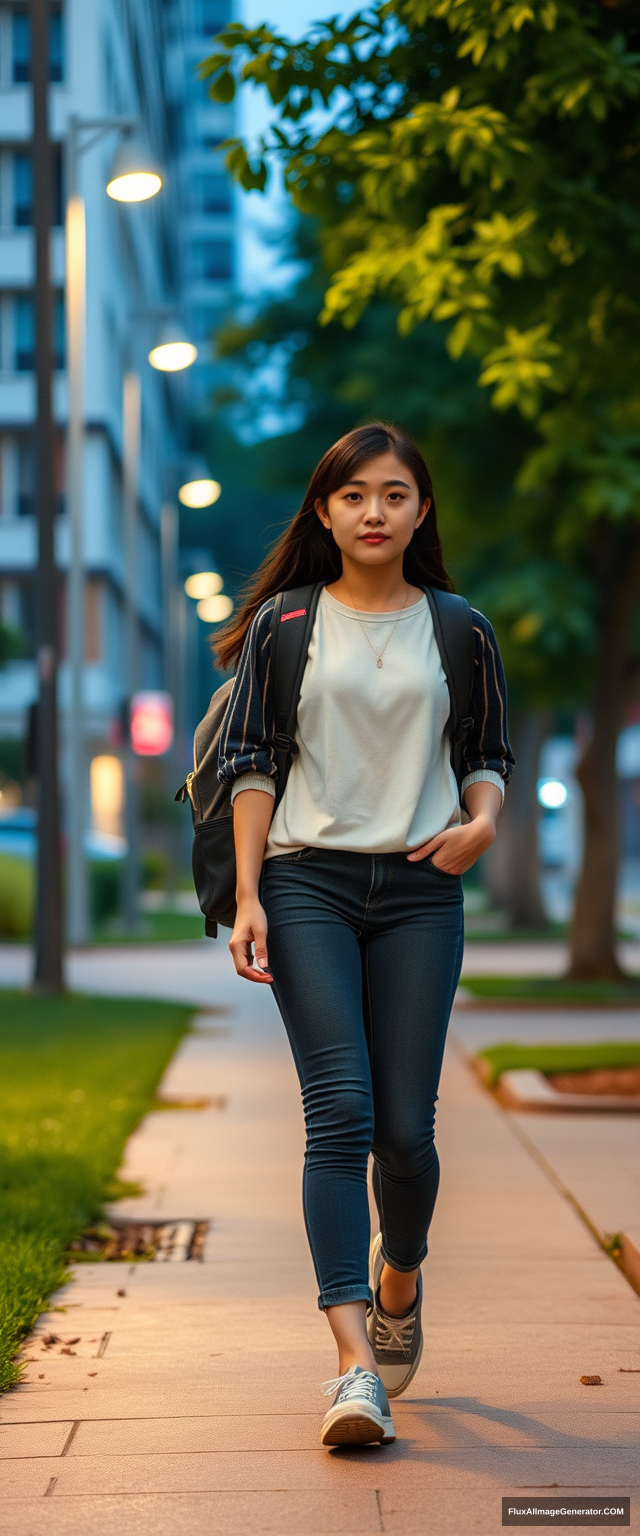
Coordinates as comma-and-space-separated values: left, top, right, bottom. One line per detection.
130, 692, 173, 756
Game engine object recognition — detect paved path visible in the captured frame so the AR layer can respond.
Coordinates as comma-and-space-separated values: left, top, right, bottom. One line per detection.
1, 944, 639, 1534
2, 936, 640, 993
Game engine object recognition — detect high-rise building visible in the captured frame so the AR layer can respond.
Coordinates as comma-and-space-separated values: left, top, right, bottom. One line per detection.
164, 0, 236, 409
0, 0, 237, 861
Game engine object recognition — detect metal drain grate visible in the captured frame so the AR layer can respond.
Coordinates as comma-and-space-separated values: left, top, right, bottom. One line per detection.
70, 1219, 209, 1262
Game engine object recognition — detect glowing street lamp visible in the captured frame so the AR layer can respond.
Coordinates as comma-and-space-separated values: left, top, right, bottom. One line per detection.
148, 323, 197, 373
184, 571, 223, 599
196, 594, 234, 624
178, 477, 221, 508
106, 136, 163, 202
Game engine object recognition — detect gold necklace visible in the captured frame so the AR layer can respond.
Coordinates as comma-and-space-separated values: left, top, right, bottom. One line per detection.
342, 583, 411, 669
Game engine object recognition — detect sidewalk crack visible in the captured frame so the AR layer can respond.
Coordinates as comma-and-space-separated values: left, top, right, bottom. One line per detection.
60, 1421, 81, 1456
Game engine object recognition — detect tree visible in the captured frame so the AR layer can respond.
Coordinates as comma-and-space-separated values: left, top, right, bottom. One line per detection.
202, 0, 640, 977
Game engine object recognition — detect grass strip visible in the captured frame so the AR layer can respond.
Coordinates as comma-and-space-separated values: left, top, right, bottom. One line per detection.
478, 1040, 640, 1087
462, 975, 640, 1003
92, 913, 205, 944
0, 990, 191, 1392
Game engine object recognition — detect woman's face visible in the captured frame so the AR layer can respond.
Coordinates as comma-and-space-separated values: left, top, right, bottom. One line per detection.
315, 451, 430, 568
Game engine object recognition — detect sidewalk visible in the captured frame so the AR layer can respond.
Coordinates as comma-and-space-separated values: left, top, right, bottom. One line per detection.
0, 942, 639, 1534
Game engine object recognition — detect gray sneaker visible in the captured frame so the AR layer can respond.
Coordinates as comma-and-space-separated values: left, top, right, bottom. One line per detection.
320, 1365, 396, 1447
367, 1232, 424, 1398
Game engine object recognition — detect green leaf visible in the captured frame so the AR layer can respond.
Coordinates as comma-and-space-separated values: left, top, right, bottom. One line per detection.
209, 69, 235, 104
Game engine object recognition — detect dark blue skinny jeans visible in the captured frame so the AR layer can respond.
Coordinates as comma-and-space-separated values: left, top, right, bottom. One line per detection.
260, 847, 464, 1310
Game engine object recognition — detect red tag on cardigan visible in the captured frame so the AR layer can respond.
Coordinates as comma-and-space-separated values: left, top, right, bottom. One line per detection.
281, 608, 307, 621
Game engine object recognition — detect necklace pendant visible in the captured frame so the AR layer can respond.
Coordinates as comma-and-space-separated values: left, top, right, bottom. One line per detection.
376, 657, 383, 668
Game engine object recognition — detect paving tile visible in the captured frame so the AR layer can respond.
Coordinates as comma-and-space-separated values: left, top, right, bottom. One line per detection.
0, 1421, 73, 1457
2, 1459, 60, 1497
381, 1488, 640, 1536
0, 1491, 383, 1536
71, 1413, 327, 1455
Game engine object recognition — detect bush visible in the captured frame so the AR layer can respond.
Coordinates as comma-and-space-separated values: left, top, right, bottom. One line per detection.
89, 860, 121, 926
141, 850, 169, 890
0, 856, 33, 938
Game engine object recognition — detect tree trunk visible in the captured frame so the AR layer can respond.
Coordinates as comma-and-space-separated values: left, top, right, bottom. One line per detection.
483, 709, 550, 928
567, 522, 640, 980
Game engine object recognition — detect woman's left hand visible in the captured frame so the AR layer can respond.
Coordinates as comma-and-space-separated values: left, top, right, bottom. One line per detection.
407, 782, 503, 875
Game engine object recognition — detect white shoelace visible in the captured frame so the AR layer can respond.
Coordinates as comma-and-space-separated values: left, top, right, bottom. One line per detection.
373, 1311, 416, 1353
322, 1369, 380, 1403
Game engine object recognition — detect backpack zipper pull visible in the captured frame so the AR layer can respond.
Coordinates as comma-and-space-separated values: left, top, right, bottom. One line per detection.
174, 772, 196, 805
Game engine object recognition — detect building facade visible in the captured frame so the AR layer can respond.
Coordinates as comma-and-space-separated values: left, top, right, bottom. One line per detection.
164, 0, 236, 411
0, 0, 236, 839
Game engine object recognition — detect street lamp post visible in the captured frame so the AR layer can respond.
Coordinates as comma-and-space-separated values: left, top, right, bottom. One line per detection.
65, 127, 88, 946
122, 370, 141, 932
64, 116, 162, 945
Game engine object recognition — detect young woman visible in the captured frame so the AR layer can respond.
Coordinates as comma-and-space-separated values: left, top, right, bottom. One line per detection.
216, 422, 513, 1449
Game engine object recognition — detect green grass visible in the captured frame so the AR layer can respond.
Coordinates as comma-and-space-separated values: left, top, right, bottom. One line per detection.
0, 990, 191, 1392
477, 1040, 640, 1087
462, 974, 640, 1003
94, 912, 206, 944
463, 923, 569, 942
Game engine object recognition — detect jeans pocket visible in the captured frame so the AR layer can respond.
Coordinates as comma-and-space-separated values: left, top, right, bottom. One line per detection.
424, 854, 459, 880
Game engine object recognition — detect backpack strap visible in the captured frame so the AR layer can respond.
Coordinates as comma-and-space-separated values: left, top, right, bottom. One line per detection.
424, 587, 475, 784
270, 583, 323, 804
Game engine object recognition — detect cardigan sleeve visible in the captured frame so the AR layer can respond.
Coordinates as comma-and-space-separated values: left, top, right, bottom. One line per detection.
460, 610, 515, 799
217, 598, 277, 789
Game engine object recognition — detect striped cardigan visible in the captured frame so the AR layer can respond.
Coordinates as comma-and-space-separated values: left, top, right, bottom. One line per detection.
218, 595, 514, 797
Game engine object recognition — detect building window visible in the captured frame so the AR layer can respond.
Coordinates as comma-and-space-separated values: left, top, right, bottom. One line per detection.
190, 239, 233, 282
194, 0, 230, 36
17, 437, 34, 517
49, 9, 64, 82
11, 12, 30, 83
11, 149, 63, 228
191, 171, 232, 215
11, 7, 65, 85
13, 154, 31, 227
13, 293, 64, 371
14, 296, 34, 372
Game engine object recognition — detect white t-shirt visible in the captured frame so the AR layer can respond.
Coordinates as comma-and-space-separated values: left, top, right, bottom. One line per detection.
262, 588, 460, 858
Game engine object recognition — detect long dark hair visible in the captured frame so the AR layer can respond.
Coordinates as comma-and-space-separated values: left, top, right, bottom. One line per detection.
214, 422, 453, 669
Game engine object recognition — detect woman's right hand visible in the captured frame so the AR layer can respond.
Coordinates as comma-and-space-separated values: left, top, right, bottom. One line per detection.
229, 897, 273, 984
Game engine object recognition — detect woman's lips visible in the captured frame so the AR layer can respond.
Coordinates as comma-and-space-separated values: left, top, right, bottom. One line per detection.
360, 534, 389, 544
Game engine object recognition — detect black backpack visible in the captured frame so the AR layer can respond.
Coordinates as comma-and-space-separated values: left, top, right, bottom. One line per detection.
177, 582, 475, 937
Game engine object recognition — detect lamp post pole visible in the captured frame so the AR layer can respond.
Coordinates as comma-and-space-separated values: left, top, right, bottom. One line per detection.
31, 0, 63, 992
63, 114, 136, 947
65, 119, 89, 945
122, 370, 141, 932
